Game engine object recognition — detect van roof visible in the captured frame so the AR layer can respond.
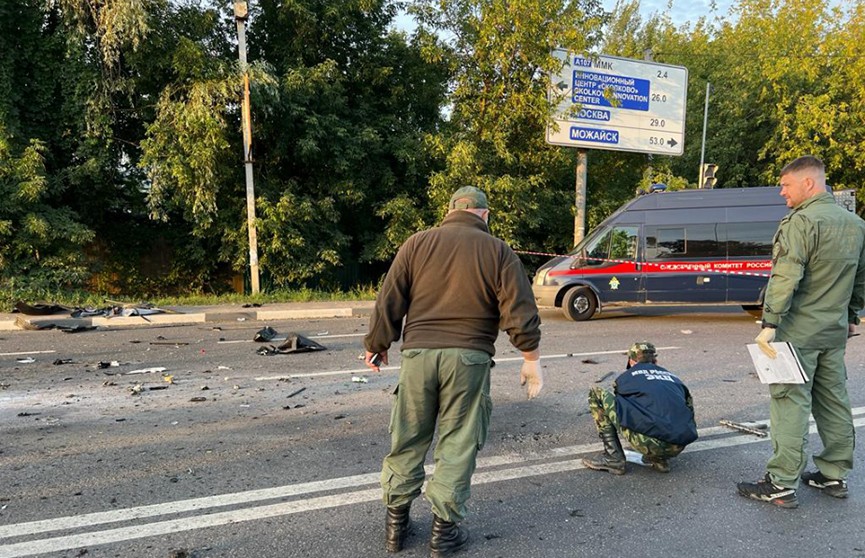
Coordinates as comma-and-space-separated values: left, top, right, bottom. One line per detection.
626, 187, 783, 211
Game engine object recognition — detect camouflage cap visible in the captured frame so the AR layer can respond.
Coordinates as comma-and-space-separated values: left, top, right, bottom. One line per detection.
628, 341, 657, 363
449, 186, 488, 210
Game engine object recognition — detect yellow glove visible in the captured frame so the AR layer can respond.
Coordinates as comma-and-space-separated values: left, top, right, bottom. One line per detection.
755, 328, 777, 359
519, 359, 543, 399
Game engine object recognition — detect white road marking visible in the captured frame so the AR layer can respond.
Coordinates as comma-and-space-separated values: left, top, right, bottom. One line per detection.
252, 346, 682, 380
2, 409, 864, 557
0, 351, 56, 357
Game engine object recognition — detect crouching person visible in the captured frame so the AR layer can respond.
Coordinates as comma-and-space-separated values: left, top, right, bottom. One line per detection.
582, 342, 698, 475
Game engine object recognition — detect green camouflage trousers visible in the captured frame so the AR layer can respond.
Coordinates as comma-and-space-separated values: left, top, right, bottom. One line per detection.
588, 386, 684, 460
381, 348, 492, 522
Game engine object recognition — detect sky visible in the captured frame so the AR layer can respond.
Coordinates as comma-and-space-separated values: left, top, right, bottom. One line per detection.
393, 0, 740, 33
620, 0, 737, 25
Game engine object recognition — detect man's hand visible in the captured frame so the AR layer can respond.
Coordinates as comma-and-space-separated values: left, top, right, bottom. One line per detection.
365, 350, 388, 372
519, 358, 543, 399
755, 328, 777, 359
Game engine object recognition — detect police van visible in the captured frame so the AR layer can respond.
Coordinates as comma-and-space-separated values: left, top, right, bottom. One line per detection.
532, 187, 791, 321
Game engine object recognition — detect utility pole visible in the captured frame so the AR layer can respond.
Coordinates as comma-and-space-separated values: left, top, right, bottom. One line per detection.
699, 82, 711, 188
234, 1, 260, 294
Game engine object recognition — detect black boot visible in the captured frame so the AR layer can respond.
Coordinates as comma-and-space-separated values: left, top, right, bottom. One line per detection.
385, 504, 411, 553
582, 429, 626, 475
429, 515, 469, 557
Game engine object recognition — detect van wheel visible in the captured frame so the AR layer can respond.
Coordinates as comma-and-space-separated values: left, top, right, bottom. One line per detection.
742, 305, 762, 318
562, 287, 597, 321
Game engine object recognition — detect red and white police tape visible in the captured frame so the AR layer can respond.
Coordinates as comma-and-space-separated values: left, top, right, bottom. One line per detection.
513, 250, 771, 278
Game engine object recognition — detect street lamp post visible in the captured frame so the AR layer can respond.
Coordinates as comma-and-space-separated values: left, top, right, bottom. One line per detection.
233, 1, 260, 294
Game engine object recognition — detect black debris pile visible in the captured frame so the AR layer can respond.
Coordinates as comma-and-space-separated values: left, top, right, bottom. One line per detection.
254, 326, 279, 342
257, 333, 326, 356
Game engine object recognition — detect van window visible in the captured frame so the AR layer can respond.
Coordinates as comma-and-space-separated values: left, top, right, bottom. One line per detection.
727, 222, 776, 256
583, 225, 639, 265
646, 224, 725, 259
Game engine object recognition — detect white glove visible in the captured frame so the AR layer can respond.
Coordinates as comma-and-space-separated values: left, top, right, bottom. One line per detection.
520, 359, 543, 399
755, 328, 777, 359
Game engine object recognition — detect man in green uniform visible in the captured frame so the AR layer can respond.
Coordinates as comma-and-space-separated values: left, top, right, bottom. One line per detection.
738, 155, 865, 509
364, 186, 542, 555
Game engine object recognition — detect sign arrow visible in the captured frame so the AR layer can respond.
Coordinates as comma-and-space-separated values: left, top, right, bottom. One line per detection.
667, 138, 678, 147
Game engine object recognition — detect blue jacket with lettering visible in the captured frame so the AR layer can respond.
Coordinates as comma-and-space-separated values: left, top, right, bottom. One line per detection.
614, 362, 698, 446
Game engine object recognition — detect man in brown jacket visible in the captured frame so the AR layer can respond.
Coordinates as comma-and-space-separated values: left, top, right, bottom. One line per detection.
364, 186, 543, 556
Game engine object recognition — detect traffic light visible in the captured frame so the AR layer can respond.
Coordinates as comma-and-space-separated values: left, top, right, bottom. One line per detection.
700, 163, 718, 189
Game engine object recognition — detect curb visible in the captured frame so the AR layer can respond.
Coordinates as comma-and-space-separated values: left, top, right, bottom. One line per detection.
0, 306, 373, 331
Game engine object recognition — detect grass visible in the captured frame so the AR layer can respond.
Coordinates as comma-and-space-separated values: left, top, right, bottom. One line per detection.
1, 285, 378, 312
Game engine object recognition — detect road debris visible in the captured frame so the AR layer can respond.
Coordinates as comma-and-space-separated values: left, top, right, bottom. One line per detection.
351, 376, 369, 383
53, 359, 74, 365
719, 419, 768, 437
254, 326, 279, 342
287, 387, 307, 398
127, 367, 168, 375
256, 333, 327, 355
190, 397, 207, 402
594, 371, 615, 383
16, 357, 36, 364
13, 302, 70, 315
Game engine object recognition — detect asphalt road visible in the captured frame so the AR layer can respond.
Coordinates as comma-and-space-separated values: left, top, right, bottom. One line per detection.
2, 305, 865, 558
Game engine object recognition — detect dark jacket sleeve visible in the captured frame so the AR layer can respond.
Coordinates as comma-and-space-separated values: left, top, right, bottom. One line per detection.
364, 240, 413, 353
497, 248, 541, 352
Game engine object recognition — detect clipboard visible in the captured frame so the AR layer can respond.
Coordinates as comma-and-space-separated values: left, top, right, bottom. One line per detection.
746, 342, 808, 384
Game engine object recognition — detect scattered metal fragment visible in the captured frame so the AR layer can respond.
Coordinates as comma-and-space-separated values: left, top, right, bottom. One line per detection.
190, 397, 207, 402
148, 385, 169, 391
98, 361, 121, 369
594, 371, 615, 383
719, 419, 768, 437
287, 387, 307, 398
53, 359, 74, 365
16, 357, 36, 364
351, 376, 369, 383
582, 358, 599, 364
17, 412, 40, 417
150, 341, 189, 346
127, 367, 167, 375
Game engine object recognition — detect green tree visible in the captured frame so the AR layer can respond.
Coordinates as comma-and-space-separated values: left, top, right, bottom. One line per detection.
0, 131, 94, 298
407, 0, 606, 257
142, 0, 450, 288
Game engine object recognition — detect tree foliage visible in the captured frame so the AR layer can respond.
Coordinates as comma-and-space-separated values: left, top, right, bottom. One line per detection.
2, 0, 864, 300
